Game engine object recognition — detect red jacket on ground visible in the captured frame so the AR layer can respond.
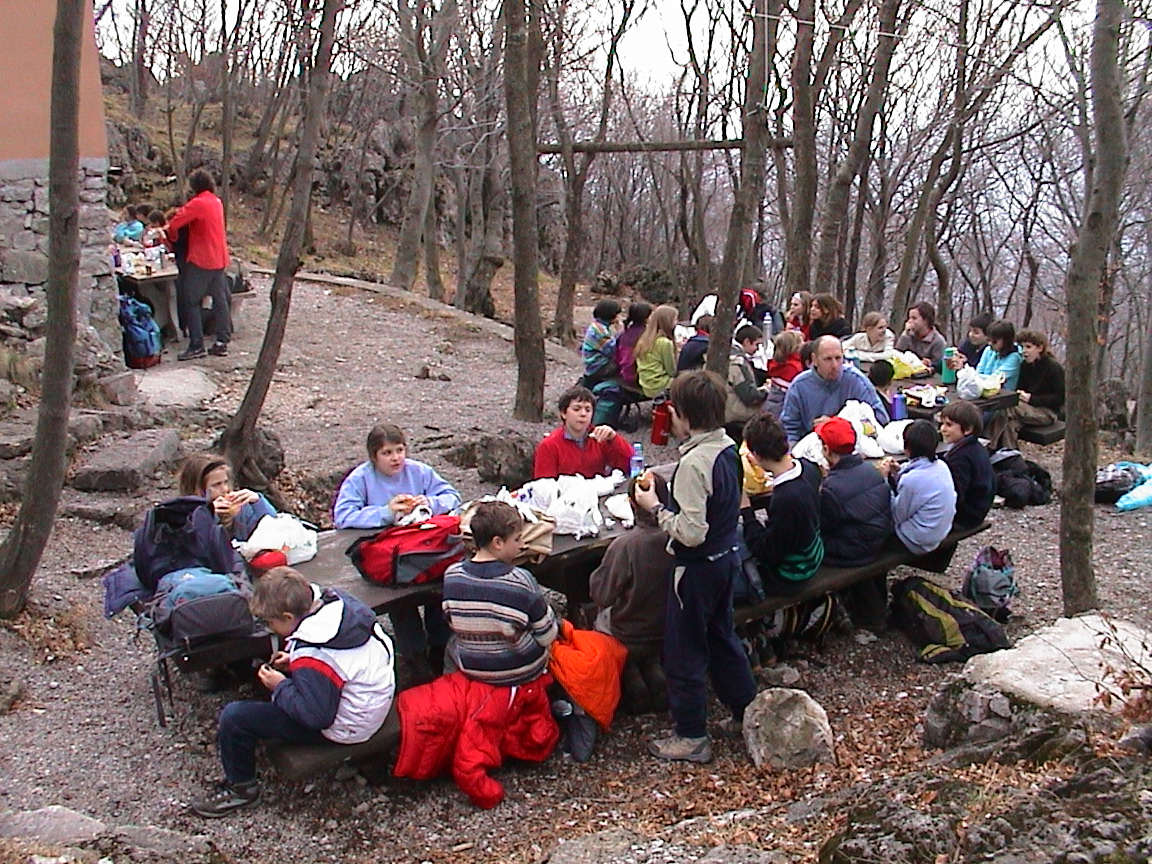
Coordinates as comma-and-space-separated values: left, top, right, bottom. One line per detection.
166, 191, 230, 270
394, 671, 559, 809
533, 427, 632, 479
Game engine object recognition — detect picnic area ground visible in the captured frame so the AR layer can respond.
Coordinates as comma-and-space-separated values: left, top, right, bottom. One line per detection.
1, 273, 1151, 863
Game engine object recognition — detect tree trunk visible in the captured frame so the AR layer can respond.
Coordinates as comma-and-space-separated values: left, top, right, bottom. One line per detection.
1060, 0, 1126, 616
813, 0, 900, 293
0, 0, 83, 618
1137, 219, 1152, 456
424, 201, 444, 301
219, 0, 341, 491
783, 0, 817, 300
504, 0, 546, 421
708, 0, 771, 374
131, 0, 149, 117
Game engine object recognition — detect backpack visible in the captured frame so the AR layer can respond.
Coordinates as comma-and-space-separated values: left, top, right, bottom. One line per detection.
961, 546, 1019, 623
1096, 462, 1148, 504
147, 570, 256, 646
133, 496, 242, 593
119, 294, 163, 369
890, 576, 1010, 664
345, 515, 465, 585
991, 451, 1052, 509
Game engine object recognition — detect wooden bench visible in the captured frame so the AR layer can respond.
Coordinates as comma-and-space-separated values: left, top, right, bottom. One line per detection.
731, 520, 991, 625
1017, 421, 1065, 446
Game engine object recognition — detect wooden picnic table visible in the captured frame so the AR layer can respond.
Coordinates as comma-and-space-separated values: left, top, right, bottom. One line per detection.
898, 374, 1019, 419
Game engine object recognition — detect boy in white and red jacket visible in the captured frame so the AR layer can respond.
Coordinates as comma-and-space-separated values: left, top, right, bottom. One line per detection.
189, 567, 395, 818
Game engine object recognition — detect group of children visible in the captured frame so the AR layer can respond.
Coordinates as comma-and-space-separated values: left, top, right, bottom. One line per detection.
113, 203, 170, 249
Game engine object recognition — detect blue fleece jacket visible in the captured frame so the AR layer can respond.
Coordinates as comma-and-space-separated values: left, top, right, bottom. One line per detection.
780, 365, 891, 444
332, 460, 461, 529
975, 345, 1023, 391
890, 456, 957, 554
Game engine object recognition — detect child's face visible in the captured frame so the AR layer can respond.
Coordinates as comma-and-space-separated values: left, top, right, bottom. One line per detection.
491, 529, 527, 564
809, 300, 824, 321
865, 319, 887, 342
263, 612, 299, 638
788, 295, 805, 319
560, 400, 594, 437
372, 442, 407, 476
968, 326, 987, 346
202, 466, 233, 501
939, 416, 965, 445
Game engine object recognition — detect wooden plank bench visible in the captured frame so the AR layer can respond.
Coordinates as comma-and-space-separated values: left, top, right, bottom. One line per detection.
1017, 421, 1065, 446
732, 520, 991, 625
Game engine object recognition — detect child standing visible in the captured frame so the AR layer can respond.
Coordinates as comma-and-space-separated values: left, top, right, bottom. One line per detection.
441, 502, 559, 685
634, 371, 756, 764
333, 423, 461, 679
189, 567, 396, 817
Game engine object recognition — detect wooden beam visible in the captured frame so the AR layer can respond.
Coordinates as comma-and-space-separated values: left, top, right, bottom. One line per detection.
535, 138, 792, 154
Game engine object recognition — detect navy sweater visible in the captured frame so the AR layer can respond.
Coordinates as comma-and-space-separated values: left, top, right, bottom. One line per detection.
943, 434, 995, 528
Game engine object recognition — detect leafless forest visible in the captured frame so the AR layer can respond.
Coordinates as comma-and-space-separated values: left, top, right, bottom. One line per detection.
95, 0, 1152, 396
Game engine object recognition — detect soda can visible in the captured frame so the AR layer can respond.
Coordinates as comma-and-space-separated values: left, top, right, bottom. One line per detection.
891, 393, 908, 420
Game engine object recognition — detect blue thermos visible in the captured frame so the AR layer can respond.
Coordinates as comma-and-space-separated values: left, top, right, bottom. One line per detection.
891, 393, 908, 421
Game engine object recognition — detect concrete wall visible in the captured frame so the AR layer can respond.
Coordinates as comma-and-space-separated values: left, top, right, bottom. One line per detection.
0, 0, 120, 383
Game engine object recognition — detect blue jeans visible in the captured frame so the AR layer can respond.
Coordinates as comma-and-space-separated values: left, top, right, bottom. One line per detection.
390, 602, 450, 657
664, 551, 757, 738
216, 700, 326, 784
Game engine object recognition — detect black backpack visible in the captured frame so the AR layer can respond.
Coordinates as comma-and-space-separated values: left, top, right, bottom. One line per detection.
890, 576, 1010, 664
991, 452, 1052, 509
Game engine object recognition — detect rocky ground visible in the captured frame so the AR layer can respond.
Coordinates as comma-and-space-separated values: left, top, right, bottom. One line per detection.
1, 275, 1151, 864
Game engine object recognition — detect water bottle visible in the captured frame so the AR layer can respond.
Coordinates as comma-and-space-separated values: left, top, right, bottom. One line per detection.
891, 393, 908, 421
629, 442, 645, 478
762, 312, 774, 338
941, 347, 957, 385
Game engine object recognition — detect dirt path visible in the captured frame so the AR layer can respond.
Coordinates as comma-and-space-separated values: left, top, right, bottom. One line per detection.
1, 274, 1150, 863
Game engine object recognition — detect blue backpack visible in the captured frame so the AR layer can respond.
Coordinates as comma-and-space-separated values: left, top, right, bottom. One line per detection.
119, 295, 163, 368
133, 496, 242, 592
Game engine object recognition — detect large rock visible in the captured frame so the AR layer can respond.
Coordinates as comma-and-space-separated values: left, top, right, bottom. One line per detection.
135, 365, 216, 408
923, 614, 1143, 755
0, 805, 106, 845
475, 430, 536, 488
743, 687, 836, 770
71, 429, 180, 492
547, 829, 788, 864
0, 419, 34, 458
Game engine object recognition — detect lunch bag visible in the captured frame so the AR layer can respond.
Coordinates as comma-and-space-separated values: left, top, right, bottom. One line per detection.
890, 576, 1010, 663
345, 515, 465, 585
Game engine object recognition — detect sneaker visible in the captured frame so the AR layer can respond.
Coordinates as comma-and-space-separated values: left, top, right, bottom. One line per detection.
189, 780, 260, 818
648, 734, 712, 764
177, 346, 206, 361
208, 342, 229, 357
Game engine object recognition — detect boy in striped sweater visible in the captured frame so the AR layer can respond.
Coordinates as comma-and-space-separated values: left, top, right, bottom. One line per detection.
441, 502, 559, 686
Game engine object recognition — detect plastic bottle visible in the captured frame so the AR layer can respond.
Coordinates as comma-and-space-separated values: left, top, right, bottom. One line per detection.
629, 442, 645, 478
941, 347, 957, 385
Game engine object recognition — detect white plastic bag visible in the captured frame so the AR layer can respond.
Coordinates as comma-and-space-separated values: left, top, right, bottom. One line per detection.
236, 513, 319, 566
604, 493, 635, 527
791, 431, 828, 469
837, 400, 884, 458
546, 477, 603, 538
877, 419, 914, 455
956, 366, 981, 400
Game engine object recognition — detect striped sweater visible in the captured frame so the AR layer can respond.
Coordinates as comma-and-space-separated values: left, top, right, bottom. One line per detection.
441, 558, 559, 686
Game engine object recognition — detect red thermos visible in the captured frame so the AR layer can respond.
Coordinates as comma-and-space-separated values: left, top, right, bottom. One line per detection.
650, 401, 671, 445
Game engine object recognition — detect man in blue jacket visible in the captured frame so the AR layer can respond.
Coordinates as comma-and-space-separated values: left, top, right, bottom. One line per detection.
780, 337, 890, 444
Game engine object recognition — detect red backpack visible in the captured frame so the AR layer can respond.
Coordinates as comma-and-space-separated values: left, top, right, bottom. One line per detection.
345, 515, 465, 585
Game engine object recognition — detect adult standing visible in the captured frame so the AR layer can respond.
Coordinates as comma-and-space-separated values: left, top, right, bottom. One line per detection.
167, 169, 231, 360
779, 336, 891, 444
894, 301, 946, 371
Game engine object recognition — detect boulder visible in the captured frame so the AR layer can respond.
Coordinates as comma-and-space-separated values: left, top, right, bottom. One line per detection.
743, 687, 836, 770
548, 828, 642, 864
923, 615, 1144, 756
474, 430, 536, 488
71, 429, 180, 492
0, 806, 106, 845
97, 370, 138, 406
0, 420, 34, 458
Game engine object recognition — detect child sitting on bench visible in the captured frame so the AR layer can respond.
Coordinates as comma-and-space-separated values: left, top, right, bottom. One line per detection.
189, 567, 395, 818
940, 401, 995, 529
878, 419, 957, 555
441, 501, 559, 685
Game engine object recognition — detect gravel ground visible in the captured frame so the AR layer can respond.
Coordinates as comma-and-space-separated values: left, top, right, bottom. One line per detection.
1, 276, 1150, 863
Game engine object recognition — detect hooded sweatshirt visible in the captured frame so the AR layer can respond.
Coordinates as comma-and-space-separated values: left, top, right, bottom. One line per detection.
276, 586, 396, 743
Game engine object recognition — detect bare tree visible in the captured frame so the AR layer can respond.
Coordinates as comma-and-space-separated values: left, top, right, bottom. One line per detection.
1060, 0, 1127, 616
0, 0, 83, 617
219, 0, 342, 490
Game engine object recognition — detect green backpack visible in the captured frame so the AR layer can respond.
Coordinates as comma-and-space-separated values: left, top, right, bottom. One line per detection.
891, 576, 1010, 664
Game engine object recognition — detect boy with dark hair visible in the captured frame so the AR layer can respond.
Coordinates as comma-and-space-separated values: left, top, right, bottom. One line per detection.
741, 413, 824, 593
940, 401, 995, 529
441, 502, 559, 686
533, 386, 632, 479
878, 419, 957, 554
868, 359, 896, 417
190, 567, 396, 817
590, 474, 674, 714
581, 299, 622, 387
633, 371, 756, 763
724, 324, 768, 438
333, 423, 461, 678
958, 312, 994, 367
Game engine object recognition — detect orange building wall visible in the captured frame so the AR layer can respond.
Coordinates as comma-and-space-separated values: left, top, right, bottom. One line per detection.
0, 0, 108, 162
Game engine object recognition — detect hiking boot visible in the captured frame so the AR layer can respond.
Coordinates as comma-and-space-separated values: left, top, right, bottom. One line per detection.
189, 780, 260, 818
178, 346, 206, 361
647, 734, 712, 764
208, 341, 229, 357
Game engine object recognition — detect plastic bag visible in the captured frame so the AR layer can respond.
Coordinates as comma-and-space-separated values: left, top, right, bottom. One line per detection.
837, 400, 884, 458
889, 351, 930, 380
236, 513, 318, 565
547, 477, 603, 538
956, 366, 981, 400
877, 419, 914, 455
1116, 475, 1152, 512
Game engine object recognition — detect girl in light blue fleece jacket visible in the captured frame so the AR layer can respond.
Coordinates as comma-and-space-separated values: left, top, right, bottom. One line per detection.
879, 419, 957, 555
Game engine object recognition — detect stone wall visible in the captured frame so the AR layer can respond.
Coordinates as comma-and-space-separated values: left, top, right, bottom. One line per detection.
0, 157, 122, 386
